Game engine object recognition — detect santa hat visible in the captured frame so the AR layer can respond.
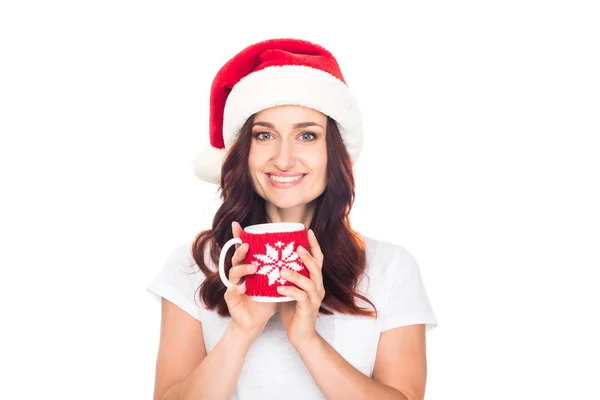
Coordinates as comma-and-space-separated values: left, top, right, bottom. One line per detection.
192, 38, 363, 184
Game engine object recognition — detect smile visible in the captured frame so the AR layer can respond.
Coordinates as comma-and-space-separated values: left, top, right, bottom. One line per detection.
266, 173, 307, 188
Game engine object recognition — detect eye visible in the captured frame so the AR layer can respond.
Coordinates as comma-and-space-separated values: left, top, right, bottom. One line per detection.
254, 131, 273, 141
299, 132, 317, 141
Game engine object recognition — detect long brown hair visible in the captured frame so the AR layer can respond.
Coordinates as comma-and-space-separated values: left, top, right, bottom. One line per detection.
191, 114, 376, 317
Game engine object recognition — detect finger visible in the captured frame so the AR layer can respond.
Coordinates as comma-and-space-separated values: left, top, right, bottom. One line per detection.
297, 245, 321, 284
277, 285, 309, 306
232, 221, 243, 249
231, 242, 249, 266
280, 268, 317, 295
232, 221, 243, 237
307, 229, 324, 267
224, 283, 246, 307
231, 221, 242, 237
281, 268, 323, 304
228, 262, 257, 285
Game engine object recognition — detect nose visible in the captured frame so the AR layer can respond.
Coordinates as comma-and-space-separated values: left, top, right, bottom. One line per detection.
273, 140, 296, 171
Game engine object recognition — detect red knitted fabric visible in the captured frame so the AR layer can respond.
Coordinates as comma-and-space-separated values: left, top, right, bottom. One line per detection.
241, 230, 310, 298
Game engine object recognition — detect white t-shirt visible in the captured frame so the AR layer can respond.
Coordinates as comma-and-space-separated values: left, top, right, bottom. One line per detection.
147, 235, 437, 400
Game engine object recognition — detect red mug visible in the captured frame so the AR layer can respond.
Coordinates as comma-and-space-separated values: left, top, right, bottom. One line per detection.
219, 222, 309, 302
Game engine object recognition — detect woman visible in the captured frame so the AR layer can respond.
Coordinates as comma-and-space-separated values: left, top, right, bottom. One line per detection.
147, 38, 437, 400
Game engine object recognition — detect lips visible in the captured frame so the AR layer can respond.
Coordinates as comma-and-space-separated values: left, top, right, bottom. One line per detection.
265, 173, 307, 188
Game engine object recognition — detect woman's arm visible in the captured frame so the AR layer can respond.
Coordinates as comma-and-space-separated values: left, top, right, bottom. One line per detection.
155, 222, 278, 399
294, 324, 427, 400
277, 233, 426, 399
158, 309, 257, 400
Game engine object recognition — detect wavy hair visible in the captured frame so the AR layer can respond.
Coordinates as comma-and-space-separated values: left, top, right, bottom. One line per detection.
191, 114, 376, 318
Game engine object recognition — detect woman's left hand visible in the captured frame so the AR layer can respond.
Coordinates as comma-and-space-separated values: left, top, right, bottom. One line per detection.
278, 229, 325, 350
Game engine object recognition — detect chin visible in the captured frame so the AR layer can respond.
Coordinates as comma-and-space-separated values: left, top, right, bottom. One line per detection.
267, 196, 308, 210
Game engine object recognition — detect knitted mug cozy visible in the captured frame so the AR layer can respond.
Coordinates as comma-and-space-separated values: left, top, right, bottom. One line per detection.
219, 223, 309, 302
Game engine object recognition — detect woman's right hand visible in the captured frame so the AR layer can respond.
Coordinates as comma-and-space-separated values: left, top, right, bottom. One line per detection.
224, 221, 277, 339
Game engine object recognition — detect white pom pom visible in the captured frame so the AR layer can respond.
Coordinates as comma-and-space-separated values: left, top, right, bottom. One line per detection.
191, 145, 227, 184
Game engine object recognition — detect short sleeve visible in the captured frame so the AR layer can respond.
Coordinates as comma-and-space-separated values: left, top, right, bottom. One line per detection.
146, 242, 205, 321
382, 246, 438, 333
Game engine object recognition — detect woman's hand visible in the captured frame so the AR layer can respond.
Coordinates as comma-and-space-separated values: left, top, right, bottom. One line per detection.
277, 229, 326, 350
224, 221, 277, 340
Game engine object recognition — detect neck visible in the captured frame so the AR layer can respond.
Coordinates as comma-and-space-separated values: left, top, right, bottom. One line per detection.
265, 202, 315, 229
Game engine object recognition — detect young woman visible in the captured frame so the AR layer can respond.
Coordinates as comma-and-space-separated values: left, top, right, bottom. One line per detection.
147, 38, 437, 400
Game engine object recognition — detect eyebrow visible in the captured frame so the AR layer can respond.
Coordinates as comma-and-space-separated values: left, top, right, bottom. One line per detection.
252, 121, 324, 129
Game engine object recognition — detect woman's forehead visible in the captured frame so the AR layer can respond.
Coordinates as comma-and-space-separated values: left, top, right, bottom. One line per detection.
254, 105, 327, 124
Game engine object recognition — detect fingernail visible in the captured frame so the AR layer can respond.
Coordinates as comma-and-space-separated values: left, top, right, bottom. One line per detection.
309, 229, 315, 237
247, 264, 256, 271
277, 286, 285, 293
281, 268, 290, 276
297, 245, 306, 253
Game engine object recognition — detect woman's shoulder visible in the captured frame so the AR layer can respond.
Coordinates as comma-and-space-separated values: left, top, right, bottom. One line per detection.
357, 234, 425, 296
359, 234, 419, 274
161, 240, 213, 282
146, 240, 210, 321
357, 234, 438, 333
168, 241, 196, 266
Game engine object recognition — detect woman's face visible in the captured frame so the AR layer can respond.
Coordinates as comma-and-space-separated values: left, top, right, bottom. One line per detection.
248, 105, 328, 211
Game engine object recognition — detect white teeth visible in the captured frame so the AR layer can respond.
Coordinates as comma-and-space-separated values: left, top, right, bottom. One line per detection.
269, 174, 304, 183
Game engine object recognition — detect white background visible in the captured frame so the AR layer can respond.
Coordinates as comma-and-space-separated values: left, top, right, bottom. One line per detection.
1, 1, 598, 399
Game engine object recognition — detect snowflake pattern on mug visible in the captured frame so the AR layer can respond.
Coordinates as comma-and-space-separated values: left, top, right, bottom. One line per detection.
251, 241, 303, 286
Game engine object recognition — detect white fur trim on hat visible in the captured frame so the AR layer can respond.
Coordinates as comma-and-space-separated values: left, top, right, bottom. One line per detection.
222, 65, 363, 162
192, 145, 227, 184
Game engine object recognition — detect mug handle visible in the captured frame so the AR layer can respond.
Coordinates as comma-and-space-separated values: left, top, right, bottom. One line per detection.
219, 237, 243, 288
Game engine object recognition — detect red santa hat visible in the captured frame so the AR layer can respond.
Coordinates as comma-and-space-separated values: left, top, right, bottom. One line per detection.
192, 38, 363, 184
